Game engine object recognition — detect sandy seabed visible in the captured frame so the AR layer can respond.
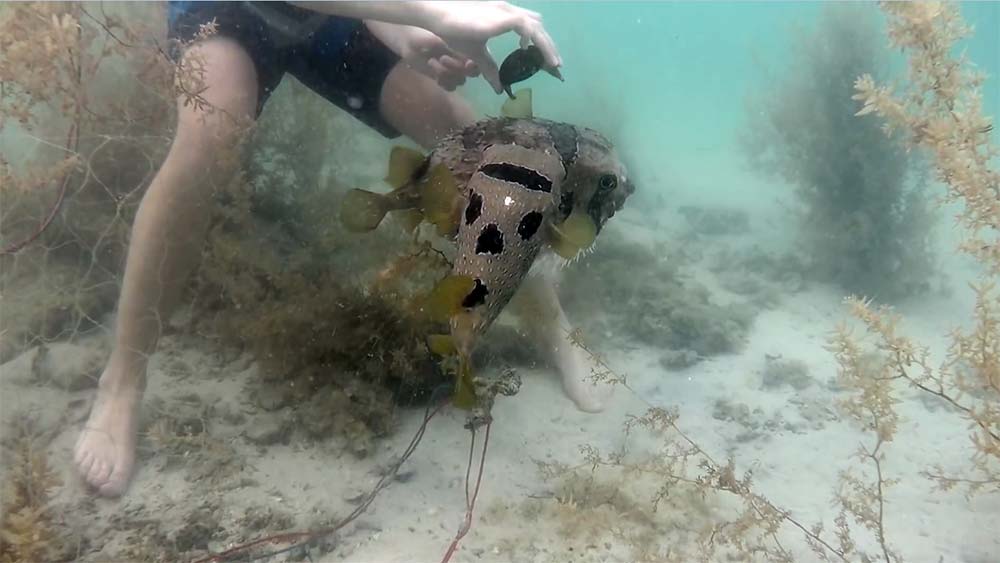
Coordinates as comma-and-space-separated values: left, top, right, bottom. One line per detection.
2, 205, 998, 563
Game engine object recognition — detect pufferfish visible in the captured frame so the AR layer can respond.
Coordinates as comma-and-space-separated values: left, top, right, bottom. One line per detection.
340, 90, 634, 406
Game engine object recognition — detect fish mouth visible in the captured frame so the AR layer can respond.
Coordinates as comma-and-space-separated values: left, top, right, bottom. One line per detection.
553, 237, 600, 269
623, 178, 637, 198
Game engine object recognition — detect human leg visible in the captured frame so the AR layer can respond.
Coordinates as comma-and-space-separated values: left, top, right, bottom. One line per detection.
374, 54, 610, 411
515, 272, 615, 413
289, 18, 476, 150
73, 37, 259, 497
377, 61, 477, 148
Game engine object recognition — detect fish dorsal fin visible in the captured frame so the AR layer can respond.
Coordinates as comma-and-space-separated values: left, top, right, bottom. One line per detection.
501, 88, 533, 119
385, 145, 426, 188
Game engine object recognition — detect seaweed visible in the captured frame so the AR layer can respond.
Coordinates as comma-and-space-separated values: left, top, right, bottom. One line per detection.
184, 80, 469, 450
743, 3, 937, 302
1, 2, 177, 361
541, 5, 999, 562
561, 228, 758, 363
484, 459, 716, 562
0, 416, 68, 563
842, 0, 1000, 498
144, 395, 244, 486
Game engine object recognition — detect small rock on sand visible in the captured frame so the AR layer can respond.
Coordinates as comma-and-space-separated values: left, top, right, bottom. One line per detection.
35, 339, 108, 391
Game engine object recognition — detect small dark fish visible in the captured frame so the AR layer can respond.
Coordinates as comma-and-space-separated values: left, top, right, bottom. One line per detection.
499, 45, 546, 98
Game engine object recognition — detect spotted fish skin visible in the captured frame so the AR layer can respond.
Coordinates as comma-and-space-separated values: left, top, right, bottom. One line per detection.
384, 116, 634, 356
449, 144, 566, 356
416, 117, 634, 236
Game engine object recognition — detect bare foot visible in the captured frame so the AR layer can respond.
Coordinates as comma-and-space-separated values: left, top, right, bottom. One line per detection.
552, 334, 615, 413
73, 362, 142, 497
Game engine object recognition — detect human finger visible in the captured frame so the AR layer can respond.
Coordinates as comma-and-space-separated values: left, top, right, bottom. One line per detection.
404, 57, 434, 80
445, 73, 466, 90
463, 59, 480, 77
428, 59, 462, 91
525, 22, 562, 69
418, 36, 462, 63
439, 64, 468, 89
468, 44, 502, 93
439, 54, 468, 74
428, 58, 449, 79
439, 73, 463, 91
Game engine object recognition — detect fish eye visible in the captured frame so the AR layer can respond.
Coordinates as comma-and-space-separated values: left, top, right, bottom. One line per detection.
598, 174, 618, 191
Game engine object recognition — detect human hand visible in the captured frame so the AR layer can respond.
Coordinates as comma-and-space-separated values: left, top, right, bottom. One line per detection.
366, 20, 480, 91
420, 1, 562, 94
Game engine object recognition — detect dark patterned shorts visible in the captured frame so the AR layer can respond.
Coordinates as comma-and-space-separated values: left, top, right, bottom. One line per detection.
167, 1, 402, 138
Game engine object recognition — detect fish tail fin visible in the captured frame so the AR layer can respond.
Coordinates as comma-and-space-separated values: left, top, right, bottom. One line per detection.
385, 146, 426, 188
392, 208, 425, 234
340, 188, 391, 232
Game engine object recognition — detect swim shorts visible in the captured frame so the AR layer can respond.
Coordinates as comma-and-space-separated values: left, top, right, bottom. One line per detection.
167, 1, 402, 138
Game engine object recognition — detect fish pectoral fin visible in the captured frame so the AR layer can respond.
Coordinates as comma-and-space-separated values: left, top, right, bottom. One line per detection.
452, 356, 478, 409
429, 338, 477, 409
501, 88, 533, 119
428, 338, 477, 409
341, 188, 391, 232
385, 145, 426, 188
426, 334, 456, 357
420, 164, 461, 236
548, 210, 597, 259
422, 274, 475, 323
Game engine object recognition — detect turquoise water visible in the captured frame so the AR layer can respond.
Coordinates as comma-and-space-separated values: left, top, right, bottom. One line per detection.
467, 1, 999, 212
2, 2, 999, 562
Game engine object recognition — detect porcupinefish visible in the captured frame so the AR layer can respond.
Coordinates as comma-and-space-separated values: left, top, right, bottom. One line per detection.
340, 90, 634, 406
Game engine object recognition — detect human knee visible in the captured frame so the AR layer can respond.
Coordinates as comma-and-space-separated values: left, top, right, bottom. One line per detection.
175, 110, 251, 161
174, 37, 258, 152
165, 115, 247, 192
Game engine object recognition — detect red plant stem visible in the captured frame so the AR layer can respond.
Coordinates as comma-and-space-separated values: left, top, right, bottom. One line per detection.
440, 421, 491, 563
191, 400, 447, 563
3, 9, 84, 257
1, 123, 79, 256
